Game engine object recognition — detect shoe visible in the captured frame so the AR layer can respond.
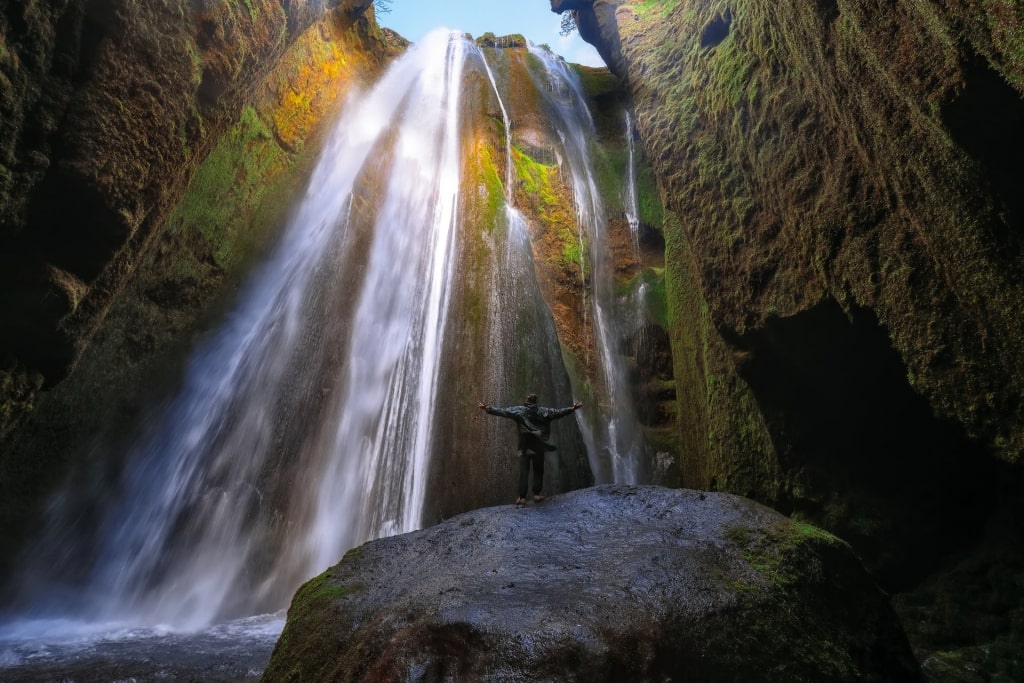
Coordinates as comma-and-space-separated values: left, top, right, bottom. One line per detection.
515, 497, 527, 505
533, 494, 546, 502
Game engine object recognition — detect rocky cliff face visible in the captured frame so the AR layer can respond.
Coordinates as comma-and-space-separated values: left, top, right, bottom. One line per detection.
557, 0, 1024, 675
0, 0, 374, 435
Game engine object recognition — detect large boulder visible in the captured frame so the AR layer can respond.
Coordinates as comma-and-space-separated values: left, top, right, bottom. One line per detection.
263, 485, 920, 682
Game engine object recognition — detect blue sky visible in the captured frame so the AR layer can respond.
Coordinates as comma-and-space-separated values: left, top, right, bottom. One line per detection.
376, 0, 606, 67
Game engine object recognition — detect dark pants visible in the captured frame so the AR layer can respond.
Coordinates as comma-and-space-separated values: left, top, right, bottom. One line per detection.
518, 435, 546, 498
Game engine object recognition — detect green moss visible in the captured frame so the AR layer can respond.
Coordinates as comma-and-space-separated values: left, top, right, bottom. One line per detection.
479, 143, 505, 230
512, 145, 588, 277
636, 164, 663, 230
641, 267, 669, 328
570, 64, 620, 100
734, 520, 842, 589
297, 569, 364, 605
163, 104, 289, 279
632, 0, 683, 20
512, 146, 548, 201
558, 238, 577, 266
591, 143, 626, 216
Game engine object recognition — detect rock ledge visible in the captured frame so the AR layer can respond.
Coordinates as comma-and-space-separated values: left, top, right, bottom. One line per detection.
263, 485, 920, 682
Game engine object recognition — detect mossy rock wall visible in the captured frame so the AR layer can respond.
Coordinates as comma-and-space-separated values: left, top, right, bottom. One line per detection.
565, 0, 1024, 674
0, 2, 389, 580
0, 0, 374, 437
569, 0, 1024, 537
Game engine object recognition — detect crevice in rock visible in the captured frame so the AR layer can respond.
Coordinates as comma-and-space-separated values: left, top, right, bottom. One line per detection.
26, 164, 126, 283
816, 0, 840, 24
734, 298, 1004, 591
942, 55, 1024, 237
700, 9, 732, 49
198, 66, 227, 110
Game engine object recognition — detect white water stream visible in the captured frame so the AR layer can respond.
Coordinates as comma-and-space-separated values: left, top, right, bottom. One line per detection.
624, 110, 642, 254
0, 30, 650, 677
1, 30, 469, 659
526, 47, 649, 484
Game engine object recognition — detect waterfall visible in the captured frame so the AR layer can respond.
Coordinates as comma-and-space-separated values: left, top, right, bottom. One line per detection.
302, 29, 466, 574
1, 33, 645, 658
2, 29, 469, 634
526, 46, 649, 484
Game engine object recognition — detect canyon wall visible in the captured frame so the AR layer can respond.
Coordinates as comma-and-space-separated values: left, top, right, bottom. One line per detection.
0, 0, 376, 436
555, 0, 1024, 675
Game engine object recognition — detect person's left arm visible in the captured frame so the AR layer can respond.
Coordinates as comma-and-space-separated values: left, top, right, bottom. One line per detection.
544, 401, 583, 421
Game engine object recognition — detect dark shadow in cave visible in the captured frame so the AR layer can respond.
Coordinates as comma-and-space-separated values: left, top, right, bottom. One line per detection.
735, 298, 1009, 592
700, 10, 732, 49
941, 56, 1024, 247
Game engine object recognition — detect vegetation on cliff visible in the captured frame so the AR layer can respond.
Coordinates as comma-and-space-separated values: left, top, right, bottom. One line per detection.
0, 2, 389, 579
566, 0, 1024, 675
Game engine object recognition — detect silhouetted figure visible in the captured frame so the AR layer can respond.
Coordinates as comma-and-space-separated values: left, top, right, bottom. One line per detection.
478, 392, 582, 505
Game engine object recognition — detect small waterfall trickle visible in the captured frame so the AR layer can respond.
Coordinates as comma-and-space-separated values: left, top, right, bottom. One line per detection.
525, 46, 650, 484
624, 110, 641, 255
623, 108, 650, 364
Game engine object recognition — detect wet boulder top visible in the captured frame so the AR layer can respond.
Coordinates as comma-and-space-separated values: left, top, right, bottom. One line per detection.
263, 485, 921, 682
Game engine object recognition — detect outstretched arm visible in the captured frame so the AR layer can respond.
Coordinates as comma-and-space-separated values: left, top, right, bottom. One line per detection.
545, 401, 583, 421
479, 401, 514, 418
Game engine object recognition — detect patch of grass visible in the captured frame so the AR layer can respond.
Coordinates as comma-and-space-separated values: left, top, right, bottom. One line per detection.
630, 0, 683, 20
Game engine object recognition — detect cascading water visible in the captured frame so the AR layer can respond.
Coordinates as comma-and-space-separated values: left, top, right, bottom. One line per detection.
624, 110, 642, 254
622, 108, 651, 366
0, 29, 646, 678
526, 46, 651, 484
1, 29, 470, 644
301, 29, 466, 575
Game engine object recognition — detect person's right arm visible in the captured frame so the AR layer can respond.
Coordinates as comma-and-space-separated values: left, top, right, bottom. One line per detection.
479, 402, 512, 418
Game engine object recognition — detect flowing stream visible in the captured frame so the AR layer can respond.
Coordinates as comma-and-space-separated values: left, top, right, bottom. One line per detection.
0, 30, 648, 679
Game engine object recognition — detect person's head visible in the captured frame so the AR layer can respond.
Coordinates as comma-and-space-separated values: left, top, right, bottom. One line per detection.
524, 393, 538, 406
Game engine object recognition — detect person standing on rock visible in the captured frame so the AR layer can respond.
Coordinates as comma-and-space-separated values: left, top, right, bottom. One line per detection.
478, 393, 582, 505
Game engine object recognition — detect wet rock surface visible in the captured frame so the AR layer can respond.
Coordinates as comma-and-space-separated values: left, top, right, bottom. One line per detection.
264, 485, 920, 682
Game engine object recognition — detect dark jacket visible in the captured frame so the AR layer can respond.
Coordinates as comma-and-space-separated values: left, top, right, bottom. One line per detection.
486, 403, 575, 451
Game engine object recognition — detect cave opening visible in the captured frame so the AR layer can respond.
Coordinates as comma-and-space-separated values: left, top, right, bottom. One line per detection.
736, 299, 1008, 592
